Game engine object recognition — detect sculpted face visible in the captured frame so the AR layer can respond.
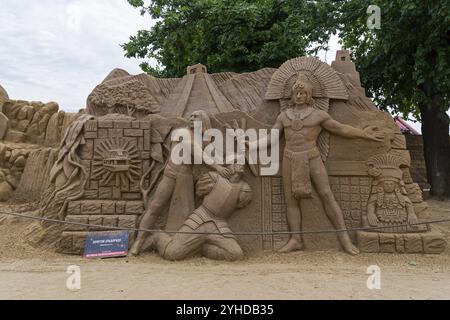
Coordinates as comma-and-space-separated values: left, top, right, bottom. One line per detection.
382, 180, 396, 193
233, 163, 245, 175
293, 87, 310, 105
189, 111, 203, 129
188, 110, 211, 131
292, 76, 313, 106
227, 163, 244, 181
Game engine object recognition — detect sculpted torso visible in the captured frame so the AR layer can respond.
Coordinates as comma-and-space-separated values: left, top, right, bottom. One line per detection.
168, 127, 195, 174
278, 108, 328, 150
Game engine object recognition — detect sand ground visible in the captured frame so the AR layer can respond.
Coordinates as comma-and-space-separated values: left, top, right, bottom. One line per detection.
0, 199, 449, 300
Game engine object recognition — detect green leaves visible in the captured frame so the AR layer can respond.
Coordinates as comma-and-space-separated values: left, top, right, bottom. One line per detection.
122, 0, 339, 77
336, 0, 450, 118
122, 0, 449, 121
127, 0, 144, 8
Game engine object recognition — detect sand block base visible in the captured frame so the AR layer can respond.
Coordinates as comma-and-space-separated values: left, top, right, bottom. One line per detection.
357, 228, 447, 254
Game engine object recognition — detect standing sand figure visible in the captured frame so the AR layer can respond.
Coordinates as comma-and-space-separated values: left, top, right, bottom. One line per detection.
251, 73, 384, 255
131, 110, 231, 255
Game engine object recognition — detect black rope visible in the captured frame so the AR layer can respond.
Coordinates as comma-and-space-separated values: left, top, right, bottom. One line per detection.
1, 211, 449, 236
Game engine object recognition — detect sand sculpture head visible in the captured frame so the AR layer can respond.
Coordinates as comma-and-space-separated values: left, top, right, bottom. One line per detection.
188, 110, 211, 132
381, 180, 397, 193
224, 153, 245, 182
368, 153, 407, 195
229, 162, 245, 178
292, 73, 314, 107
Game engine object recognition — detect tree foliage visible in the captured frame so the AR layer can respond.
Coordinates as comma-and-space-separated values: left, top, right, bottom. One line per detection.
124, 0, 450, 195
334, 0, 450, 196
335, 0, 450, 121
123, 0, 339, 77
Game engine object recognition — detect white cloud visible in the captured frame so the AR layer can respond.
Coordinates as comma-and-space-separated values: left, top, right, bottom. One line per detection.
0, 0, 154, 112
66, 4, 82, 32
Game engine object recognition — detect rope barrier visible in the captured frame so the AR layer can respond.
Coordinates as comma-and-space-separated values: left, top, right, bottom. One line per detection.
1, 211, 450, 236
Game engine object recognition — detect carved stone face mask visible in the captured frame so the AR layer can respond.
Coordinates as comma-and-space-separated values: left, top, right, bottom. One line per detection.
382, 180, 397, 193
231, 163, 245, 175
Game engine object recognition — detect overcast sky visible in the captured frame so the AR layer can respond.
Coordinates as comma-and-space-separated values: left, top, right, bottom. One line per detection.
0, 1, 426, 132
0, 0, 152, 112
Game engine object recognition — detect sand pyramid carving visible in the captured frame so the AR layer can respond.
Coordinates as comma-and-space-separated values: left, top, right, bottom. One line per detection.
161, 64, 235, 117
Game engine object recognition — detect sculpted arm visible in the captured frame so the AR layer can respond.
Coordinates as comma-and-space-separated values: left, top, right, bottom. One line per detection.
365, 195, 379, 227
195, 172, 218, 198
321, 113, 384, 142
248, 114, 284, 151
405, 198, 419, 225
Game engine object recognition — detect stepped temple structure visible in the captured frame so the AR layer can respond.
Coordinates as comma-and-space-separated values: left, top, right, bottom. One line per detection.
0, 51, 446, 259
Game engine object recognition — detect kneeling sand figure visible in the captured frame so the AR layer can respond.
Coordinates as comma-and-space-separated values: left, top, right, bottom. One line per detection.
130, 110, 231, 256
146, 162, 252, 261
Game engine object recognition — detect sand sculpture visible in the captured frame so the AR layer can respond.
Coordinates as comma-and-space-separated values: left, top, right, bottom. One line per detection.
130, 110, 235, 255
249, 71, 384, 255
356, 153, 446, 253
0, 51, 446, 258
0, 85, 10, 140
0, 92, 81, 205
146, 163, 252, 261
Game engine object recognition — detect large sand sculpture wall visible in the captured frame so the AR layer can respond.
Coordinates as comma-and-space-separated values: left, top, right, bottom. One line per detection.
0, 52, 446, 256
